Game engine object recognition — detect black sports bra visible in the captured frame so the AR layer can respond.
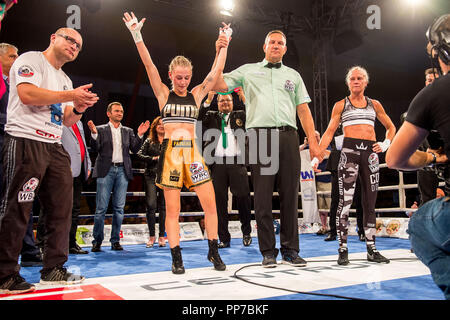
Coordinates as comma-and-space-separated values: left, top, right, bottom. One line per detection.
161, 91, 199, 124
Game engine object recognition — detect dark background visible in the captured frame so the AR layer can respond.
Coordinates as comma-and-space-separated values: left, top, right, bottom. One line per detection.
2, 0, 449, 131
1, 0, 448, 217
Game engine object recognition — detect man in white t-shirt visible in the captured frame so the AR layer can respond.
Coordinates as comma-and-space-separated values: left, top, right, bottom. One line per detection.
0, 27, 99, 295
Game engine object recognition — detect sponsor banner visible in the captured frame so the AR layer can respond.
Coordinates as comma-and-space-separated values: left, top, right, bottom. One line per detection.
73, 217, 408, 247
299, 149, 320, 224
204, 220, 258, 239
227, 220, 258, 239
179, 222, 205, 241
298, 219, 322, 234
346, 217, 409, 239
230, 217, 409, 239
75, 222, 204, 247
296, 217, 409, 238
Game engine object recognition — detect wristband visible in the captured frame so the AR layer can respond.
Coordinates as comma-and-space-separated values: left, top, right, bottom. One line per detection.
429, 152, 437, 165
130, 30, 143, 43
219, 27, 233, 40
125, 17, 144, 43
378, 139, 391, 152
73, 107, 84, 115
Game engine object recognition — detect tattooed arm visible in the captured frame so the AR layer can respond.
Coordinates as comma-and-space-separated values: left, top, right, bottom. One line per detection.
192, 24, 230, 106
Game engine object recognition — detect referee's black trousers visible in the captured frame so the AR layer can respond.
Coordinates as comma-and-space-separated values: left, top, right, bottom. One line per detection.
249, 128, 300, 257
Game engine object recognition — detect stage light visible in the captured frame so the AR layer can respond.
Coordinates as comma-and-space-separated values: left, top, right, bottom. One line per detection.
403, 0, 425, 6
219, 0, 234, 17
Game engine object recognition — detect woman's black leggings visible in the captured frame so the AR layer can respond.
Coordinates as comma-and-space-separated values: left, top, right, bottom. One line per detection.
144, 174, 166, 237
336, 137, 379, 248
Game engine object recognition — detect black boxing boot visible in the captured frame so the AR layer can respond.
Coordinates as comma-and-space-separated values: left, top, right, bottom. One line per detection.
207, 239, 226, 271
337, 247, 349, 265
367, 244, 390, 264
170, 246, 185, 274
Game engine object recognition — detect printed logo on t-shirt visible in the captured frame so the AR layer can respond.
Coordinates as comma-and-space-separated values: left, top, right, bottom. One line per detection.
284, 79, 295, 92
50, 103, 63, 126
18, 65, 34, 78
18, 177, 39, 203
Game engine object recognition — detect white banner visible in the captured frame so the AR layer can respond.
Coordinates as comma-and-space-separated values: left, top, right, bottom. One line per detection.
347, 217, 410, 239
227, 220, 258, 239
297, 217, 409, 239
73, 217, 409, 248
266, 218, 409, 239
299, 149, 320, 224
204, 220, 258, 239
75, 222, 204, 247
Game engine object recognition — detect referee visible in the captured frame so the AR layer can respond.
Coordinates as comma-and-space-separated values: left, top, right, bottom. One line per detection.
214, 30, 322, 267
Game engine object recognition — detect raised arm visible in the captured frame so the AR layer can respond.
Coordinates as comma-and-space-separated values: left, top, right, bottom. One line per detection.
123, 12, 169, 109
192, 24, 230, 105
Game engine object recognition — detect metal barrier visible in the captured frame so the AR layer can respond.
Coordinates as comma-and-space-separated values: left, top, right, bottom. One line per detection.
79, 163, 445, 218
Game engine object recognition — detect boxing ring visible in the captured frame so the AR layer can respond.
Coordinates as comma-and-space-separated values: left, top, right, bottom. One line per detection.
0, 163, 445, 301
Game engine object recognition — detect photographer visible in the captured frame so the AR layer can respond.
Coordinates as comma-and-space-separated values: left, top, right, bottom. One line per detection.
386, 14, 450, 300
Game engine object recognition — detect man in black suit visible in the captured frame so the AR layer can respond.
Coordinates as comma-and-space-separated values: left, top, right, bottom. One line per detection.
200, 91, 252, 248
87, 102, 149, 252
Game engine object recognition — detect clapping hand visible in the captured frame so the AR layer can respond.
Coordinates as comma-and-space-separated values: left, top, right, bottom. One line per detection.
138, 120, 150, 137
72, 83, 99, 112
87, 120, 97, 135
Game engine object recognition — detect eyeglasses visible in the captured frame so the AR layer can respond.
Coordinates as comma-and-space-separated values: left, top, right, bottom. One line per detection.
218, 99, 232, 103
56, 34, 82, 51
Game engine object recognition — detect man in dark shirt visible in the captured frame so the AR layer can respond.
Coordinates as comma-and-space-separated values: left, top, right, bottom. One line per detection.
415, 68, 441, 206
386, 14, 450, 300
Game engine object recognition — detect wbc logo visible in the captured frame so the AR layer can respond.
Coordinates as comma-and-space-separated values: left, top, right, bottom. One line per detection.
18, 177, 39, 203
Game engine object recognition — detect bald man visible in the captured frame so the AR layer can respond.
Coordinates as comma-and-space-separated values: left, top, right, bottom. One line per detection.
0, 27, 98, 294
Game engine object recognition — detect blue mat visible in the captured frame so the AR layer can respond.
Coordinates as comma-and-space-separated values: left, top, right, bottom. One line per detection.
18, 234, 444, 300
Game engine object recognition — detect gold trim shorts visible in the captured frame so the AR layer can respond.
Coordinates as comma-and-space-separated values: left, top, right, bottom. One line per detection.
156, 138, 211, 190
